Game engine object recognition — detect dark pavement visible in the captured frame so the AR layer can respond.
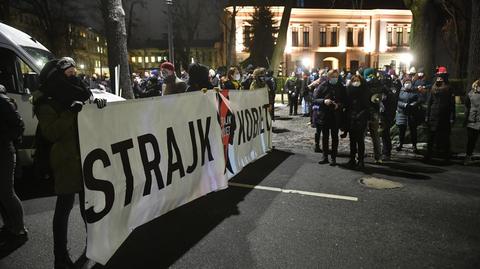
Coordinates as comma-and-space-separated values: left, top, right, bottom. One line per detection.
1, 104, 480, 269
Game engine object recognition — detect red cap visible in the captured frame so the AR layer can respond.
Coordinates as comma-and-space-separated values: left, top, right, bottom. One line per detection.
437, 66, 447, 74
160, 62, 175, 72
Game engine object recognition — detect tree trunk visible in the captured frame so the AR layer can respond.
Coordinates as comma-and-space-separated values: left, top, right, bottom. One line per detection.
271, 4, 292, 77
404, 0, 438, 79
101, 0, 133, 99
226, 6, 237, 67
468, 0, 480, 87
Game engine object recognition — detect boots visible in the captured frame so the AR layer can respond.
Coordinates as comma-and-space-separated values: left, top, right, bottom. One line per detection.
318, 155, 329, 164
357, 159, 365, 169
314, 144, 321, 153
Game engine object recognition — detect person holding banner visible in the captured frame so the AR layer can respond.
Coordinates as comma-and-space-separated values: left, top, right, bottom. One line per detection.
249, 67, 267, 90
33, 57, 106, 269
223, 67, 241, 90
186, 63, 212, 92
161, 62, 187, 95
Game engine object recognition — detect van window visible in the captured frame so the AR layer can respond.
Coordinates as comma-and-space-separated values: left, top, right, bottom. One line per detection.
0, 48, 18, 93
0, 47, 38, 94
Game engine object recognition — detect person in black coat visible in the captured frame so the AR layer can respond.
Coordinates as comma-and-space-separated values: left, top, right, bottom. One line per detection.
425, 73, 455, 161
0, 84, 27, 257
312, 70, 346, 165
284, 73, 301, 116
379, 75, 398, 160
344, 75, 370, 168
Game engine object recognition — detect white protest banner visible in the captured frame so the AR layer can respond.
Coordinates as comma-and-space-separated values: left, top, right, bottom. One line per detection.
78, 91, 227, 265
216, 88, 272, 178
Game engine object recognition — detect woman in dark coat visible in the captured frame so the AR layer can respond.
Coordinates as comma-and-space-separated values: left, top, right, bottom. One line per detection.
34, 57, 106, 268
425, 73, 455, 161
312, 70, 346, 166
344, 75, 370, 168
395, 77, 422, 152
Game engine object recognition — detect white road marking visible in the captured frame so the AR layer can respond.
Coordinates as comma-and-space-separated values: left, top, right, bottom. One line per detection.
228, 182, 358, 202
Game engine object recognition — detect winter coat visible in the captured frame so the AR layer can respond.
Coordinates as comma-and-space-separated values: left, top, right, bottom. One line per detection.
345, 83, 370, 131
312, 81, 346, 128
426, 84, 455, 131
35, 99, 83, 194
249, 79, 266, 90
0, 87, 24, 148
396, 88, 422, 126
465, 89, 480, 130
380, 86, 398, 127
284, 77, 299, 96
163, 75, 187, 95
223, 79, 240, 90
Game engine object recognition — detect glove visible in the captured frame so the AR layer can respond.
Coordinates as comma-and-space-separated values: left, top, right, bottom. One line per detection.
94, 98, 107, 109
70, 101, 84, 113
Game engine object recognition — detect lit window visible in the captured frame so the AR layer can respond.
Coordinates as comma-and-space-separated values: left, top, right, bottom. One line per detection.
145, 57, 149, 63
319, 27, 326, 47
303, 27, 310, 47
151, 56, 155, 63
292, 27, 299, 47
96, 36, 99, 42
157, 56, 162, 62
131, 57, 136, 63
138, 57, 143, 63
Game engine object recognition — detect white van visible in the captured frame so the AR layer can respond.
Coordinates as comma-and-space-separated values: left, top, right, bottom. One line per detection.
0, 22, 123, 170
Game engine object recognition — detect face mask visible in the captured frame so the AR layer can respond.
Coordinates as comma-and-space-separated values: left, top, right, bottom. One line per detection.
366, 77, 372, 82
352, 81, 361, 87
404, 83, 412, 89
418, 73, 424, 77
234, 74, 241, 81
329, 78, 338, 85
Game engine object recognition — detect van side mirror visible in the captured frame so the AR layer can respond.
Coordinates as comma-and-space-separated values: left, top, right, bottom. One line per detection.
23, 72, 39, 94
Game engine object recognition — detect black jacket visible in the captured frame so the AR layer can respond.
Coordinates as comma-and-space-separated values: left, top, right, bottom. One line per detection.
312, 81, 346, 127
426, 84, 455, 131
0, 86, 24, 146
345, 83, 370, 130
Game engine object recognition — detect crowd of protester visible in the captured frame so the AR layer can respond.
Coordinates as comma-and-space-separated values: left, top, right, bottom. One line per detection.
1, 55, 479, 268
283, 64, 479, 168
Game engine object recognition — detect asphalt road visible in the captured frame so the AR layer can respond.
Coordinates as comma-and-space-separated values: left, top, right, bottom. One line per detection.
1, 104, 480, 269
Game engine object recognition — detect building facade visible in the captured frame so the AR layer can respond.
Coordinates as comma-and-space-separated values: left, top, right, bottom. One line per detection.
228, 6, 412, 74
128, 40, 223, 75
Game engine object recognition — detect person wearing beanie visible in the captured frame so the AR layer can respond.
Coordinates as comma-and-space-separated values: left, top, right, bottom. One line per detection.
363, 68, 383, 163
186, 63, 212, 92
160, 62, 187, 95
33, 57, 106, 268
425, 72, 455, 162
249, 67, 267, 90
312, 69, 346, 166
463, 79, 480, 165
396, 76, 422, 153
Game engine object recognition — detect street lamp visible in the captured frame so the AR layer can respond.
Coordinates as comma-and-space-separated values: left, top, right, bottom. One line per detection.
166, 0, 175, 64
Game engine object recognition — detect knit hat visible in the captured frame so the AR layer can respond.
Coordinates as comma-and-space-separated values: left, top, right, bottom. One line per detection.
151, 69, 159, 76
57, 57, 76, 71
363, 68, 375, 79
160, 62, 175, 72
437, 66, 448, 74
